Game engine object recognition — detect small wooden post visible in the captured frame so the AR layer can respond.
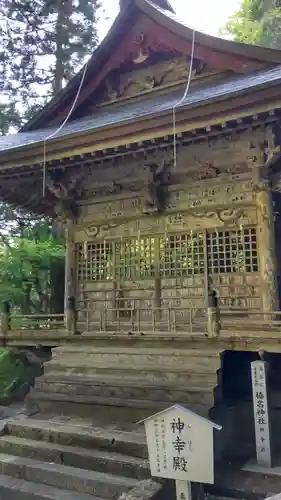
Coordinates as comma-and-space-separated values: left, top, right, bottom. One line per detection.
207, 289, 220, 337
66, 296, 78, 335
1, 301, 11, 346
176, 479, 191, 500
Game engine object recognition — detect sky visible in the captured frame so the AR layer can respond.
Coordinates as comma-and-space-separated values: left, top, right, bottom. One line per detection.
99, 0, 242, 39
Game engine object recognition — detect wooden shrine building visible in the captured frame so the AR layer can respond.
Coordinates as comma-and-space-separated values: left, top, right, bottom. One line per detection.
1, 1, 281, 494
2, 0, 281, 322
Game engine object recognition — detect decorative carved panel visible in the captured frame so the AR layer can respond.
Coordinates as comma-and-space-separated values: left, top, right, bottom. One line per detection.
72, 127, 275, 317
210, 273, 261, 309
103, 56, 201, 101
77, 127, 272, 208
74, 204, 257, 243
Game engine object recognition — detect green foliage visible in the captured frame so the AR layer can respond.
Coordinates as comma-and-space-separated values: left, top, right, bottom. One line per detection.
0, 1, 102, 312
0, 349, 36, 399
222, 0, 281, 48
0, 237, 65, 313
0, 103, 21, 136
0, 0, 102, 130
0, 205, 65, 313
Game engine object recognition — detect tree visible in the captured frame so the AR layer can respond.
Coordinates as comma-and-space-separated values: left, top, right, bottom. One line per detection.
0, 0, 102, 129
222, 0, 281, 49
0, 1, 103, 313
0, 204, 65, 314
0, 103, 21, 136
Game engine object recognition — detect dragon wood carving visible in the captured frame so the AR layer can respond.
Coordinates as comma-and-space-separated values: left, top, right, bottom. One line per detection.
191, 208, 247, 224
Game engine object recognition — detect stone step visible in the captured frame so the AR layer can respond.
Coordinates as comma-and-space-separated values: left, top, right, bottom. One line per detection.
0, 473, 103, 500
25, 389, 210, 418
27, 343, 219, 420
48, 353, 220, 373
0, 434, 149, 479
54, 345, 220, 357
0, 451, 139, 497
7, 419, 147, 458
35, 379, 215, 406
43, 366, 218, 388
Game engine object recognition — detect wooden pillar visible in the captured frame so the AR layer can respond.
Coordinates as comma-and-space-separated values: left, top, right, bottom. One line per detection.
64, 218, 76, 314
66, 296, 78, 334
256, 180, 278, 312
154, 276, 161, 323
207, 289, 220, 337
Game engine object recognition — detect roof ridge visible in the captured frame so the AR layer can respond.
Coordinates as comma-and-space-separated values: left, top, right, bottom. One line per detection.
142, 0, 175, 13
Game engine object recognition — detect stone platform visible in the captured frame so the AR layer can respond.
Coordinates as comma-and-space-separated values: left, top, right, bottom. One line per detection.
25, 340, 222, 420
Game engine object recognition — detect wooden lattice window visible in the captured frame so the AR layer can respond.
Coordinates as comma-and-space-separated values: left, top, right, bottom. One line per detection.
115, 237, 156, 280
76, 242, 114, 281
207, 228, 258, 274
160, 232, 205, 276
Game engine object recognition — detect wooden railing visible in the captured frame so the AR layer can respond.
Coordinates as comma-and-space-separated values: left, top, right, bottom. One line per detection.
77, 305, 208, 334
11, 314, 64, 330
0, 301, 65, 340
1, 292, 281, 342
221, 309, 281, 330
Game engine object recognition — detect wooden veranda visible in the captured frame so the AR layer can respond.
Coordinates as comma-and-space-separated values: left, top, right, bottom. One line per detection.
2, 298, 281, 353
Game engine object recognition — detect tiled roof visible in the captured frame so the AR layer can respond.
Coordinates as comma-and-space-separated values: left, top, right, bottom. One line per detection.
1, 65, 281, 155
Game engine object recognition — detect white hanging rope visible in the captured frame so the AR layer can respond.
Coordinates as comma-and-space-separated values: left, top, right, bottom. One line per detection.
41, 29, 195, 194
172, 29, 196, 169
42, 60, 89, 196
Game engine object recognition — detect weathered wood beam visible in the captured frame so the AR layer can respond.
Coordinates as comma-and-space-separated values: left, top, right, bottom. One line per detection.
0, 115, 278, 216
0, 113, 277, 180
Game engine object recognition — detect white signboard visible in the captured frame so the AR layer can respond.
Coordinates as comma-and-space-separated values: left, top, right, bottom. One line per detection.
251, 361, 271, 467
139, 405, 221, 485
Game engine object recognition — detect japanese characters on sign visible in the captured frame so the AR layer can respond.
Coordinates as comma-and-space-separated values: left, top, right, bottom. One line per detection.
171, 417, 190, 474
251, 361, 271, 467
142, 405, 220, 484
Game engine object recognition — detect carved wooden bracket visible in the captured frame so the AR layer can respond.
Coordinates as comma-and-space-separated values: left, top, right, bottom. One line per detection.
46, 169, 83, 220
253, 179, 271, 193
143, 156, 172, 214
192, 158, 220, 180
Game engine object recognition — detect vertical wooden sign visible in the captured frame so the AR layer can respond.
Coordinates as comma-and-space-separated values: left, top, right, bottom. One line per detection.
251, 360, 271, 468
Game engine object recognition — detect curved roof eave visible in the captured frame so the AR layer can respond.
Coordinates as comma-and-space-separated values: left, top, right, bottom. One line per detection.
21, 0, 281, 133
142, 0, 281, 64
